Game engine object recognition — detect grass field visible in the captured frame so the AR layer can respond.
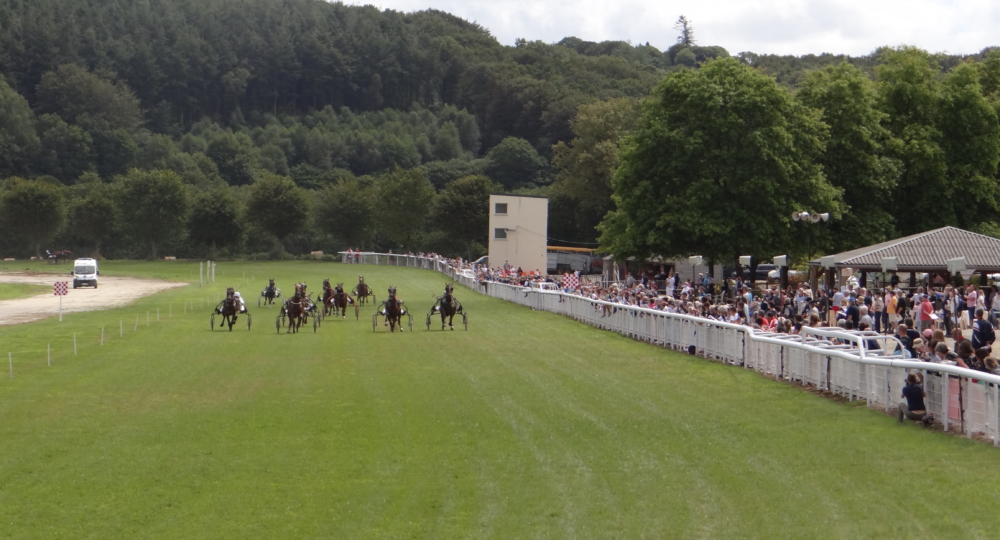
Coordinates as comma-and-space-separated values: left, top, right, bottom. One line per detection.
0, 282, 49, 301
1, 260, 999, 539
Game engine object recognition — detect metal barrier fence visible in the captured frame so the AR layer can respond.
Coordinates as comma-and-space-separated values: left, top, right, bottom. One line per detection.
341, 252, 1000, 445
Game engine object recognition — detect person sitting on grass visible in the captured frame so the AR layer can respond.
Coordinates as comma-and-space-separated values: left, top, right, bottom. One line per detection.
898, 373, 932, 428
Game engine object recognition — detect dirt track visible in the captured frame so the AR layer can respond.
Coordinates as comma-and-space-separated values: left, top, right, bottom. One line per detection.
0, 272, 187, 326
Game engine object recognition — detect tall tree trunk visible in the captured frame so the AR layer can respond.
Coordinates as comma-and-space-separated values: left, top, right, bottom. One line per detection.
94, 240, 102, 260
150, 241, 157, 260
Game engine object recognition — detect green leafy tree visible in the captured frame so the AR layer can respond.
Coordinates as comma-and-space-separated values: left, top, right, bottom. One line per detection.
35, 64, 143, 132
245, 172, 309, 252
599, 58, 843, 267
432, 175, 501, 256
314, 179, 374, 247
674, 15, 695, 46
0, 79, 39, 178
552, 98, 640, 215
35, 114, 94, 183
0, 178, 66, 257
68, 186, 117, 258
188, 189, 243, 258
484, 137, 547, 190
876, 47, 949, 235
116, 169, 189, 258
797, 62, 900, 254
420, 159, 488, 190
371, 167, 435, 249
938, 62, 1000, 228
206, 131, 259, 186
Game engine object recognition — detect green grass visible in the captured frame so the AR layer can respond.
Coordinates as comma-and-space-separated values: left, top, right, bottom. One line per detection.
1, 260, 999, 538
0, 283, 50, 301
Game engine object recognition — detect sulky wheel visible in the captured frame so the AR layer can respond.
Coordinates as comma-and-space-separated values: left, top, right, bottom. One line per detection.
275, 316, 281, 333
426, 314, 431, 330
372, 314, 378, 332
313, 316, 318, 332
463, 313, 468, 331
409, 314, 414, 332
210, 313, 215, 331
354, 304, 360, 320
258, 297, 262, 308
247, 313, 252, 330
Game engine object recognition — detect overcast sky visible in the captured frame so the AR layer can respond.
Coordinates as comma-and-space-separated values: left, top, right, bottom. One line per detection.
346, 0, 999, 56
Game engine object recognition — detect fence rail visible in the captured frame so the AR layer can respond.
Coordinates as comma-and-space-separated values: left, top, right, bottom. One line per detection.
342, 252, 1000, 445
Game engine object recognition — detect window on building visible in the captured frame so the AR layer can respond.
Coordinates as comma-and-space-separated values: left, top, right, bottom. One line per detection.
494, 203, 508, 214
494, 228, 507, 239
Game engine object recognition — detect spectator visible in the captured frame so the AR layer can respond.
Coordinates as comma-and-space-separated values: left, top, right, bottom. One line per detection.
898, 373, 932, 428
971, 308, 996, 351
932, 343, 950, 363
859, 306, 874, 330
896, 324, 914, 358
955, 340, 974, 369
985, 357, 1000, 375
918, 294, 934, 333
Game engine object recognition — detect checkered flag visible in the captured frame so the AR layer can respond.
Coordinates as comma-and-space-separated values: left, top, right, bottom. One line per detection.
53, 282, 68, 296
563, 272, 579, 291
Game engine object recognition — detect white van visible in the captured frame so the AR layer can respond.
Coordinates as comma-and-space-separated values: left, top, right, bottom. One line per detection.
72, 258, 99, 288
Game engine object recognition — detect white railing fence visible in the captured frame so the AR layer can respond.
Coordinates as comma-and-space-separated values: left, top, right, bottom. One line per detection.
341, 252, 1000, 445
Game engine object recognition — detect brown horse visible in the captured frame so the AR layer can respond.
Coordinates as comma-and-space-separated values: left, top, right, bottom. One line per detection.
262, 279, 279, 306
284, 284, 307, 333
353, 276, 373, 305
321, 279, 335, 317
47, 250, 73, 264
333, 283, 355, 318
217, 287, 240, 331
436, 282, 459, 330
382, 286, 404, 332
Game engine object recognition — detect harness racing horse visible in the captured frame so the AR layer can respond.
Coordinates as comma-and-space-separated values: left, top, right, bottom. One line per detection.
433, 282, 463, 330
333, 283, 356, 319
283, 284, 307, 333
382, 286, 405, 332
46, 250, 73, 264
353, 276, 374, 305
216, 287, 240, 331
261, 279, 281, 307
321, 279, 336, 317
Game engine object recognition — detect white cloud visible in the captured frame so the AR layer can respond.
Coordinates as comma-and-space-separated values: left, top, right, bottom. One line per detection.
345, 0, 1000, 56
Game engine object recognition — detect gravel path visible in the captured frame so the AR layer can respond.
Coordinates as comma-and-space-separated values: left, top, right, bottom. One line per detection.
0, 272, 187, 326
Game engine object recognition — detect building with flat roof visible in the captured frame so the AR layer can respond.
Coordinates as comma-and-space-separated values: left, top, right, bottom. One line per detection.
488, 194, 548, 274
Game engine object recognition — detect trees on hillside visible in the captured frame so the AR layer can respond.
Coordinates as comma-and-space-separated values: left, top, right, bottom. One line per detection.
0, 79, 39, 178
189, 189, 243, 258
0, 178, 66, 257
371, 168, 435, 249
245, 173, 309, 252
484, 137, 547, 190
600, 58, 843, 266
116, 169, 189, 258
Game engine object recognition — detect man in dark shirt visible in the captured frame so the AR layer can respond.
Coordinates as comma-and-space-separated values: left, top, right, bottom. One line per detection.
972, 308, 996, 350
846, 297, 860, 329
896, 324, 914, 357
898, 373, 931, 427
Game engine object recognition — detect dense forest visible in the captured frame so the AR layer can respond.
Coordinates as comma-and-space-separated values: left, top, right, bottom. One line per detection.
0, 0, 998, 263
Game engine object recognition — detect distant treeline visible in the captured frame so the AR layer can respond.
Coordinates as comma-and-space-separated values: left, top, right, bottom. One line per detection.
0, 0, 997, 261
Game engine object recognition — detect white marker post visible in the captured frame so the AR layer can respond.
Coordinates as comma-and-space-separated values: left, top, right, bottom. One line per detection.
147, 311, 150, 327
134, 316, 139, 332
200, 262, 204, 288
47, 344, 51, 367
157, 308, 160, 322
73, 334, 77, 355
101, 327, 104, 345
120, 320, 123, 338
9, 352, 12, 378
54, 281, 68, 321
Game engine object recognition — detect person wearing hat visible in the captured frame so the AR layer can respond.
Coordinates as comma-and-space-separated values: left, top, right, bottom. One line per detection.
234, 291, 245, 313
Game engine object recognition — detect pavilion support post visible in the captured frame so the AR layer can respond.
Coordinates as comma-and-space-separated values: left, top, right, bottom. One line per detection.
981, 270, 990, 288
809, 266, 819, 293
909, 272, 916, 288
825, 267, 835, 291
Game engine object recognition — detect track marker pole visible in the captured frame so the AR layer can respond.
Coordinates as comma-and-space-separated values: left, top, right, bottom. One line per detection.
47, 344, 51, 367
9, 352, 12, 378
101, 327, 104, 345
73, 334, 77, 355
157, 308, 160, 322
120, 320, 123, 338
134, 316, 139, 332
169, 304, 171, 318
147, 312, 150, 327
